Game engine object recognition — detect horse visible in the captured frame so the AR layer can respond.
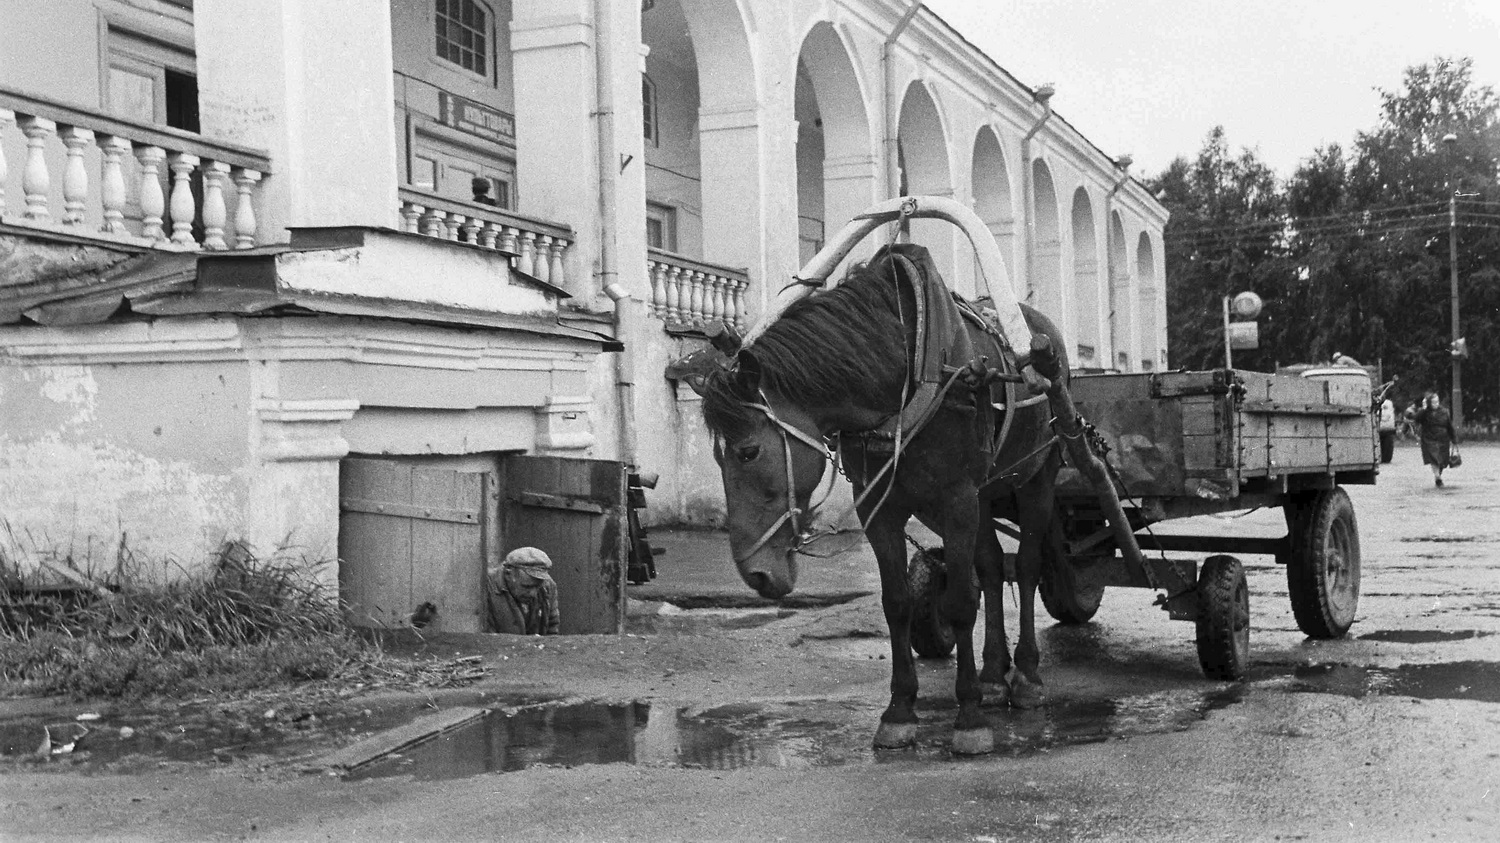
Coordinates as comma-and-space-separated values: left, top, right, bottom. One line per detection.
694, 243, 1070, 755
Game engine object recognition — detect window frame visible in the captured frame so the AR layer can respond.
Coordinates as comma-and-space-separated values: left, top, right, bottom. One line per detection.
642, 73, 658, 146
433, 0, 493, 82
646, 201, 678, 253
101, 20, 198, 130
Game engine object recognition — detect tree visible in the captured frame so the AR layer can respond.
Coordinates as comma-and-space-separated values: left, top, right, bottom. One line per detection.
1151, 57, 1500, 425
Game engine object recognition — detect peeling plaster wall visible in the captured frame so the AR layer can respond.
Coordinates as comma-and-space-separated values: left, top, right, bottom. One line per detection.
0, 360, 253, 579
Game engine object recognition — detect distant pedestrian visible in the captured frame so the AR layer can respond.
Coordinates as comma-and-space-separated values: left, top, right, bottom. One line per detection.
1378, 396, 1397, 464
471, 177, 499, 206
1407, 392, 1459, 487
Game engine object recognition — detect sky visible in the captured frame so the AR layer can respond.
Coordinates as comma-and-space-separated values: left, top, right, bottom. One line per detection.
922, 0, 1500, 181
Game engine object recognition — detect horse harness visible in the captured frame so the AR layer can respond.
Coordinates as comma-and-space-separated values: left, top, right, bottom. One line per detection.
733, 245, 1051, 564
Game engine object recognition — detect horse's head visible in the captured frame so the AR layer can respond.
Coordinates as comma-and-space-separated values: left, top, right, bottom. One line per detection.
699, 349, 828, 599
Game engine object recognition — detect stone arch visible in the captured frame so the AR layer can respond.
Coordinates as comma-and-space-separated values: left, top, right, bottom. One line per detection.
1029, 158, 1062, 327
896, 80, 955, 282
970, 125, 1014, 300
642, 0, 760, 271
1107, 211, 1129, 370
1070, 186, 1099, 368
1137, 232, 1161, 370
795, 21, 875, 267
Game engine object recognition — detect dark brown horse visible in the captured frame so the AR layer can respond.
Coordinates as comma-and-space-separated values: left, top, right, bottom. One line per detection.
696, 244, 1069, 754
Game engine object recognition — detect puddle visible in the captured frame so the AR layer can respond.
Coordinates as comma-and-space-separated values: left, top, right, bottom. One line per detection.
1399, 535, 1483, 543
1357, 629, 1493, 644
1290, 661, 1500, 703
345, 689, 1245, 781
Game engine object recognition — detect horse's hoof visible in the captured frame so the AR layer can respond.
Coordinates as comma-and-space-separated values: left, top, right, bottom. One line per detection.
981, 681, 1011, 708
873, 721, 918, 749
1009, 673, 1046, 710
950, 727, 994, 756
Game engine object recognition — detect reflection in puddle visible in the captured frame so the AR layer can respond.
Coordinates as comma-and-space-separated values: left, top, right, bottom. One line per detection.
1292, 661, 1500, 703
345, 689, 1247, 781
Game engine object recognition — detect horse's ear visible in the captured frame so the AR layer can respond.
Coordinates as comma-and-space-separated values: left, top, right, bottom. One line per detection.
705, 320, 742, 355
734, 348, 762, 394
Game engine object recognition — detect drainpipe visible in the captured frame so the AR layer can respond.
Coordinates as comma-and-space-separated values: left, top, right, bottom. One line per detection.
596, 0, 638, 468
1020, 84, 1055, 304
1104, 154, 1132, 370
882, 1, 923, 201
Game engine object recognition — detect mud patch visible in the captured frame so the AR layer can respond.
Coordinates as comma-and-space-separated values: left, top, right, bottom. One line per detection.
1290, 661, 1500, 703
1399, 534, 1484, 543
1357, 630, 1493, 644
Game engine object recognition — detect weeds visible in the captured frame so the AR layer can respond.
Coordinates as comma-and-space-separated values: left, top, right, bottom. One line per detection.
0, 544, 475, 701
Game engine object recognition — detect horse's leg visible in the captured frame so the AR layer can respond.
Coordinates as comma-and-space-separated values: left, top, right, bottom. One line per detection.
1010, 465, 1061, 709
937, 489, 993, 755
864, 503, 921, 749
976, 514, 1011, 705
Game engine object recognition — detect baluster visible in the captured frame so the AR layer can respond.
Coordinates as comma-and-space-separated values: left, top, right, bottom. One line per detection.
231, 168, 261, 248
19, 116, 56, 223
647, 261, 665, 317
548, 238, 567, 288
58, 126, 93, 226
710, 276, 727, 322
688, 271, 706, 326
134, 145, 167, 242
98, 135, 131, 234
399, 201, 423, 234
518, 231, 537, 276
499, 226, 519, 256
734, 280, 749, 330
418, 206, 443, 237
167, 152, 200, 248
442, 212, 464, 241
725, 279, 742, 330
665, 265, 683, 322
479, 221, 500, 249
461, 216, 482, 245
201, 161, 230, 250
533, 235, 553, 284
0, 110, 13, 212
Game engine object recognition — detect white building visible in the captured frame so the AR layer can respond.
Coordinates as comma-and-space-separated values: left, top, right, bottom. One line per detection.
0, 0, 1167, 631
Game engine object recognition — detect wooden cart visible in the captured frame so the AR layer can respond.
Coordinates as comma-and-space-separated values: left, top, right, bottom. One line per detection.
1033, 367, 1378, 679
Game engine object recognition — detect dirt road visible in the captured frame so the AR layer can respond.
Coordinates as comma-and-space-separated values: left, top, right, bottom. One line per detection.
2, 441, 1498, 841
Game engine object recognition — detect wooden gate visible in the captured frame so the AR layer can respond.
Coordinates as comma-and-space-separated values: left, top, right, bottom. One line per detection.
338, 457, 487, 631
501, 456, 627, 635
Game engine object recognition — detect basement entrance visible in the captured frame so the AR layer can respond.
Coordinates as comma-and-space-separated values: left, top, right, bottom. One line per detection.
337, 454, 627, 635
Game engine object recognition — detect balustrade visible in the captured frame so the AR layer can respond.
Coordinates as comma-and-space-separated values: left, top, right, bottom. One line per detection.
398, 187, 575, 293
646, 249, 749, 332
0, 87, 270, 251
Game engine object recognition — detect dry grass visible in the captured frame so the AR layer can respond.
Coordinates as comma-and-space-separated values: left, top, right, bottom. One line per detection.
0, 545, 488, 700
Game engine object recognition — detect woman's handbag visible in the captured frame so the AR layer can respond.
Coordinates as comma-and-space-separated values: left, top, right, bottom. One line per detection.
1449, 445, 1463, 468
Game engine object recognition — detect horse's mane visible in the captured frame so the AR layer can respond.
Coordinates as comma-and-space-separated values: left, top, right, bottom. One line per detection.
701, 257, 910, 441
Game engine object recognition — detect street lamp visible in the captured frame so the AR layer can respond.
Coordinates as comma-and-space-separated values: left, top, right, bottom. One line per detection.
1223, 290, 1262, 370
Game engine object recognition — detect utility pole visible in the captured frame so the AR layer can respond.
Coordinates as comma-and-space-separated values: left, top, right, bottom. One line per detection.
1448, 187, 1463, 429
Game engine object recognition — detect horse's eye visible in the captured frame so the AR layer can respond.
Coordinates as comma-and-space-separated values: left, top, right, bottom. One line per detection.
735, 444, 761, 464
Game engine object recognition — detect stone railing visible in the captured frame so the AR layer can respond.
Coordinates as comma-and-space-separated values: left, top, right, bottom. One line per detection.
0, 86, 270, 250
646, 248, 749, 331
398, 187, 574, 290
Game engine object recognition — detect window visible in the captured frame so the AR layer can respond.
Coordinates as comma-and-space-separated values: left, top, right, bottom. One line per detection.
105, 28, 199, 131
411, 130, 516, 210
435, 0, 488, 77
646, 202, 677, 252
642, 74, 658, 146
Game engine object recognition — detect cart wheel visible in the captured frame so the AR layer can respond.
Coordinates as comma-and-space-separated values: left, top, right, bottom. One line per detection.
1195, 554, 1250, 681
907, 546, 955, 659
1039, 558, 1105, 624
1286, 488, 1361, 638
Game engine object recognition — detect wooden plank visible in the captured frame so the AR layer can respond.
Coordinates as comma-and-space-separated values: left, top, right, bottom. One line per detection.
314, 707, 489, 772
338, 458, 416, 628
1240, 400, 1363, 416
514, 491, 607, 514
1181, 433, 1223, 471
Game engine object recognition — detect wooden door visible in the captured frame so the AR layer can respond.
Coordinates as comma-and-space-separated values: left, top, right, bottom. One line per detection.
501, 456, 627, 635
339, 457, 486, 632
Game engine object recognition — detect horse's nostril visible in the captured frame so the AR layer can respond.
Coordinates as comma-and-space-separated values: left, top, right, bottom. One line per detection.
745, 571, 770, 594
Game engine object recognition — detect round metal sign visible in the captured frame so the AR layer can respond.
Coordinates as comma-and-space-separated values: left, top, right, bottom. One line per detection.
1231, 291, 1263, 319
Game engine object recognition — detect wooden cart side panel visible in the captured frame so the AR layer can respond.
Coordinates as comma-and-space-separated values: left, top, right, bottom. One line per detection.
1060, 374, 1188, 498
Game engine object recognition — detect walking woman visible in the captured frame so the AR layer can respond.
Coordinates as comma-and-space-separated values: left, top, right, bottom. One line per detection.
1407, 391, 1459, 487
